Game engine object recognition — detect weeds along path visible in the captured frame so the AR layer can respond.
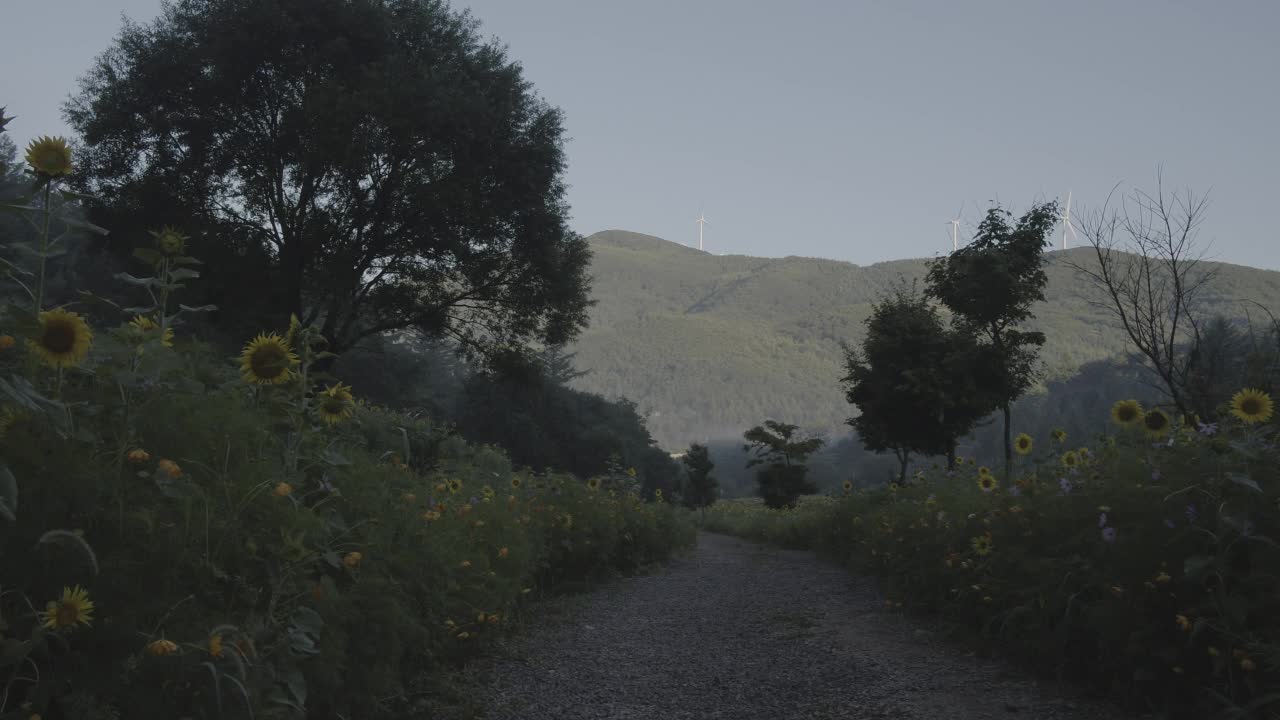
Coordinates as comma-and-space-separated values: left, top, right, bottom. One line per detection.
473, 532, 1135, 720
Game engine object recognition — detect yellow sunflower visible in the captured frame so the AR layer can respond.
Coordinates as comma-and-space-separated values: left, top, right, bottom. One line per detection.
971, 535, 993, 556
1142, 409, 1171, 438
317, 382, 355, 426
239, 333, 299, 385
510, 477, 523, 490
24, 136, 73, 177
447, 478, 463, 494
1230, 388, 1273, 424
842, 479, 853, 493
129, 315, 174, 348
1014, 433, 1033, 455
31, 308, 93, 368
1060, 450, 1080, 468
42, 585, 94, 631
977, 474, 998, 493
1111, 399, 1143, 426
978, 465, 992, 477
586, 477, 601, 491
145, 638, 179, 656
150, 226, 188, 258
1050, 428, 1067, 443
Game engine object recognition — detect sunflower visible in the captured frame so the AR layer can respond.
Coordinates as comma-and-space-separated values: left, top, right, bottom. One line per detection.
145, 638, 179, 656
1060, 450, 1079, 468
239, 333, 298, 385
24, 136, 73, 177
510, 477, 522, 490
1014, 433, 1033, 455
129, 315, 174, 348
1230, 388, 1273, 424
317, 382, 355, 426
1111, 399, 1143, 426
842, 479, 853, 493
977, 465, 992, 477
42, 586, 94, 631
31, 308, 92, 368
342, 551, 363, 569
1142, 409, 1171, 438
447, 478, 463, 494
970, 535, 993, 556
208, 633, 224, 658
586, 477, 601, 491
977, 474, 998, 493
1050, 428, 1067, 443
150, 226, 189, 258
626, 467, 637, 478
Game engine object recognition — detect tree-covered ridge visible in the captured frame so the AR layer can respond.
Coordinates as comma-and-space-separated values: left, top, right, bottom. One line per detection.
570, 230, 1280, 450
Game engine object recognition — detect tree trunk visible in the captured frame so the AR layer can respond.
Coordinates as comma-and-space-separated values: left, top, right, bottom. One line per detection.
897, 449, 909, 485
1002, 403, 1012, 478
946, 442, 956, 471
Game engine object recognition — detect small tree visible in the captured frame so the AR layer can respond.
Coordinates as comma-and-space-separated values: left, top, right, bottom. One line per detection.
1068, 174, 1217, 422
679, 443, 718, 509
742, 420, 824, 509
841, 283, 998, 483
926, 201, 1057, 475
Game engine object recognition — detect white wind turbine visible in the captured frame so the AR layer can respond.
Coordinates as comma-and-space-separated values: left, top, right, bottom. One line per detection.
1059, 190, 1078, 250
947, 205, 962, 252
695, 210, 710, 251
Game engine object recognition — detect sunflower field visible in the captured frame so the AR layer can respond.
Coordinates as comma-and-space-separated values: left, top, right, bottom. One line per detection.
704, 399, 1280, 719
0, 135, 694, 718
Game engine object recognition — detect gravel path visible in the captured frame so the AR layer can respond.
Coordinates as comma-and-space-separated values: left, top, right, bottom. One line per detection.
474, 532, 1140, 720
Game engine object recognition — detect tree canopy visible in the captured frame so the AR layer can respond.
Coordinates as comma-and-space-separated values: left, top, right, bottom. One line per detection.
65, 0, 592, 358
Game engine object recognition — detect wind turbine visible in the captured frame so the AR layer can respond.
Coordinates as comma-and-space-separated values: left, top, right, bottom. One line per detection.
696, 210, 710, 252
947, 205, 962, 252
1058, 190, 1077, 250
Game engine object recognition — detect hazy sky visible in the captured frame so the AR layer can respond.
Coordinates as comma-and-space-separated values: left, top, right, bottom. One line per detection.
4, 1, 1278, 268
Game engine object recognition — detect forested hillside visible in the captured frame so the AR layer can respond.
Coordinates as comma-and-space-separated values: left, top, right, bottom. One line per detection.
569, 230, 1280, 452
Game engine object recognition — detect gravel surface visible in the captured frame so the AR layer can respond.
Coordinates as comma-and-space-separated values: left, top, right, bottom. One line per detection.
473, 532, 1141, 720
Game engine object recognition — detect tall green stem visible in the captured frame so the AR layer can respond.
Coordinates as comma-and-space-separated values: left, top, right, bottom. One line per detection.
34, 182, 52, 313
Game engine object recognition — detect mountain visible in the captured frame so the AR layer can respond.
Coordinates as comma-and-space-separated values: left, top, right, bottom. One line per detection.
565, 230, 1280, 451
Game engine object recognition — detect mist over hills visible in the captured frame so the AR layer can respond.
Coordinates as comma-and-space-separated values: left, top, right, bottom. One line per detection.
566, 230, 1280, 452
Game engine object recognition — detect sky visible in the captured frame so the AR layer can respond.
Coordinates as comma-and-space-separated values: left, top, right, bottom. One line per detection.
3, 0, 1278, 269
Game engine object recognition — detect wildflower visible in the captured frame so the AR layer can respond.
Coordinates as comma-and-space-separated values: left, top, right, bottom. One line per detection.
239, 333, 298, 385
626, 467, 637, 478
317, 383, 356, 426
1050, 428, 1067, 443
977, 474, 998, 493
127, 448, 150, 464
41, 586, 94, 631
1230, 388, 1273, 424
1111, 399, 1143, 426
488, 613, 500, 624
129, 315, 174, 348
460, 560, 471, 569
272, 482, 293, 497
447, 478, 463, 494
1175, 614, 1192, 631
31, 309, 93, 368
842, 480, 852, 493
457, 632, 470, 639
145, 639, 180, 656
1240, 657, 1257, 672
208, 634, 224, 658
1098, 512, 1109, 528
1155, 571, 1171, 584
1185, 504, 1198, 523
586, 477, 601, 491
498, 547, 509, 559
24, 136, 73, 177
510, 477, 523, 490
0, 335, 14, 350
1077, 447, 1092, 463
156, 458, 182, 479
401, 492, 417, 503
151, 226, 189, 257
1101, 527, 1117, 543
1197, 421, 1218, 436
1014, 433, 1033, 455
970, 534, 993, 556
1142, 409, 1171, 438
342, 551, 363, 569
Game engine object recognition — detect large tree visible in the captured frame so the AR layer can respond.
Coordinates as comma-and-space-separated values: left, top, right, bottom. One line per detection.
926, 202, 1057, 475
679, 442, 718, 509
841, 284, 998, 483
64, 0, 592, 358
742, 420, 824, 509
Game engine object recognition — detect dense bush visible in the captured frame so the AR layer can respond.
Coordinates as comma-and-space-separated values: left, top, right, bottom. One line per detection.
704, 402, 1280, 720
0, 135, 694, 719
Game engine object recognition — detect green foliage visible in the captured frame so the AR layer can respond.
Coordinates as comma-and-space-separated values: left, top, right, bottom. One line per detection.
742, 420, 823, 508
705, 406, 1280, 718
67, 0, 592, 357
679, 442, 718, 508
842, 282, 998, 481
926, 202, 1058, 473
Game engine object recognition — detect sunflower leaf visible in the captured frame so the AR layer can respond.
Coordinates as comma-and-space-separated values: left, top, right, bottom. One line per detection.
36, 530, 100, 576
59, 217, 109, 236
123, 305, 157, 315
0, 203, 41, 214
58, 189, 99, 203
167, 268, 200, 281
132, 248, 162, 265
173, 256, 204, 265
1227, 472, 1262, 493
0, 465, 16, 521
114, 272, 160, 287
178, 304, 218, 312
